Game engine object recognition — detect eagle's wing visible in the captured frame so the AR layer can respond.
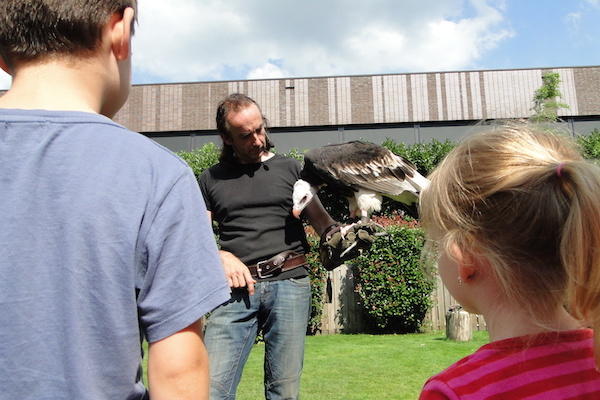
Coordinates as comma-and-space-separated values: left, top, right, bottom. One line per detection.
320, 145, 425, 197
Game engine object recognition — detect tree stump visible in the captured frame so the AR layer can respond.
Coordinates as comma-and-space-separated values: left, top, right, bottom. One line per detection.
445, 305, 472, 342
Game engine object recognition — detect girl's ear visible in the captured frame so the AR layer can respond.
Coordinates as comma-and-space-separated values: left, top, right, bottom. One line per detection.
451, 244, 483, 283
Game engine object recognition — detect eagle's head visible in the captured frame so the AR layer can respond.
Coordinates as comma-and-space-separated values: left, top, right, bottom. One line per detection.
292, 179, 317, 219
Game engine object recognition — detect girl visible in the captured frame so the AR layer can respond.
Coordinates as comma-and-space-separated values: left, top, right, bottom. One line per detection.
419, 125, 600, 399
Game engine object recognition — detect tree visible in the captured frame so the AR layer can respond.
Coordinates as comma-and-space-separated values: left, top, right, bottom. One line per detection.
531, 72, 569, 123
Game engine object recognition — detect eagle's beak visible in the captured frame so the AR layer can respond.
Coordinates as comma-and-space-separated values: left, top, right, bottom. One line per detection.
292, 208, 302, 219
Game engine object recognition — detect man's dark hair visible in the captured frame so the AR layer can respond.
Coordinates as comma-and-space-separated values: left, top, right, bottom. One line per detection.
216, 93, 274, 163
0, 0, 137, 68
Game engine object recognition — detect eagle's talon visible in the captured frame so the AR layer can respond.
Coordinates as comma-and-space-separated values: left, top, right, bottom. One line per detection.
339, 222, 357, 239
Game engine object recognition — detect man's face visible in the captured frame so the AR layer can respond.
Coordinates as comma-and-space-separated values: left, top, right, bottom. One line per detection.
223, 103, 268, 164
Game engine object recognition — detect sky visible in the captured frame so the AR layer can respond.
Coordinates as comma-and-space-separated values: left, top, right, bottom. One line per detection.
1, 0, 599, 89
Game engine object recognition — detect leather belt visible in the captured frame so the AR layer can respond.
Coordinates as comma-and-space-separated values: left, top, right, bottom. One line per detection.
247, 251, 307, 279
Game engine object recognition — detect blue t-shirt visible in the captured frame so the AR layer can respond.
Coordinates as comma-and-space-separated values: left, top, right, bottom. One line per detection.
0, 109, 229, 400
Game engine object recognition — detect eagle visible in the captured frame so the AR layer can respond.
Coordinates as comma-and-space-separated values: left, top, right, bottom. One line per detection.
292, 141, 429, 222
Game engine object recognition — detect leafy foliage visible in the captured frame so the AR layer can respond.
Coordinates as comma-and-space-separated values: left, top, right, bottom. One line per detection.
305, 235, 327, 334
531, 72, 569, 123
577, 129, 600, 161
177, 142, 220, 179
353, 226, 434, 333
381, 138, 455, 176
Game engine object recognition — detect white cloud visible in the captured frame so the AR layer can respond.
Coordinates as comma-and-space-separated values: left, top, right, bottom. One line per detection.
247, 62, 288, 80
131, 0, 513, 84
584, 0, 600, 6
0, 71, 10, 90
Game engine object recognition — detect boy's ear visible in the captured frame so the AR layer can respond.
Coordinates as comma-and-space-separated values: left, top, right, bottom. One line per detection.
110, 7, 135, 61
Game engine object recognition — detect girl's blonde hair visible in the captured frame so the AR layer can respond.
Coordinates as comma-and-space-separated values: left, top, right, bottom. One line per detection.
420, 124, 600, 345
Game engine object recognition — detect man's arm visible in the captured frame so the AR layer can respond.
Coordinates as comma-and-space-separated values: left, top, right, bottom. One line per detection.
147, 320, 208, 400
206, 211, 256, 295
300, 194, 337, 237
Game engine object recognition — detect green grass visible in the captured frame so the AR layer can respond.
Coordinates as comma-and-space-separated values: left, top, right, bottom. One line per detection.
143, 331, 488, 399
237, 331, 488, 399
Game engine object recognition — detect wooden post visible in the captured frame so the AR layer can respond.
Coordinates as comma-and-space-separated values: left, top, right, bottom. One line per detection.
445, 305, 472, 341
318, 264, 364, 334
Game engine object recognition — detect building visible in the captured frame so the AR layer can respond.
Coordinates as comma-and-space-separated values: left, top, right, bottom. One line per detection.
4, 66, 600, 152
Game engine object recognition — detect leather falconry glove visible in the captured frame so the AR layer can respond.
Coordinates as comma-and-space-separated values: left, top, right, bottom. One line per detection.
299, 193, 384, 271
319, 221, 385, 271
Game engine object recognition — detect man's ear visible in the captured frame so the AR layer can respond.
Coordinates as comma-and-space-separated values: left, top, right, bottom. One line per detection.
220, 133, 232, 146
110, 7, 135, 61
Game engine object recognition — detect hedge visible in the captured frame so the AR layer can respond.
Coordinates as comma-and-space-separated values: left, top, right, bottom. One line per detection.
577, 128, 600, 162
352, 225, 434, 333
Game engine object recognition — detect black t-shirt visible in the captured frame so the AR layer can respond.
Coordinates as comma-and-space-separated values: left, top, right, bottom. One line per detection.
199, 154, 309, 280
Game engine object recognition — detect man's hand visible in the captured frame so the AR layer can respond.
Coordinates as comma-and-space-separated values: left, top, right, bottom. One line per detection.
219, 251, 257, 295
319, 221, 384, 270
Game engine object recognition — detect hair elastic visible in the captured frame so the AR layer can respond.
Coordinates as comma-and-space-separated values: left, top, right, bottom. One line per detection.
556, 162, 565, 178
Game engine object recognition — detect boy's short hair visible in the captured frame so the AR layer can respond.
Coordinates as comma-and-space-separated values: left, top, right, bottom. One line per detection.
0, 0, 137, 67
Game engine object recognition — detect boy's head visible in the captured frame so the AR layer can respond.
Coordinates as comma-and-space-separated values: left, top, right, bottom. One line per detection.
0, 0, 137, 70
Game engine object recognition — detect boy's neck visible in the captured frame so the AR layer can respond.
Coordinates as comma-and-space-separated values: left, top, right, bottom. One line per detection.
0, 58, 113, 116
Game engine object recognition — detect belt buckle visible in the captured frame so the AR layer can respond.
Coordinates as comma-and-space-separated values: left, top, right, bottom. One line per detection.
256, 259, 276, 279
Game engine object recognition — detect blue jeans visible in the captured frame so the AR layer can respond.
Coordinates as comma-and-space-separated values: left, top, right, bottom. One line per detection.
205, 276, 311, 400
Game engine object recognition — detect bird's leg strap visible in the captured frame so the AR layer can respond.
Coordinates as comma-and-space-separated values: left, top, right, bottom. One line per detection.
320, 223, 342, 247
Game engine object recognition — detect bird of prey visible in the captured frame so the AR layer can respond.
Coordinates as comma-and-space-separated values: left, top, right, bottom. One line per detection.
292, 141, 429, 222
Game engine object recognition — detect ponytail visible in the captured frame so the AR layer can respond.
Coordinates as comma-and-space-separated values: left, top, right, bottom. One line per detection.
560, 161, 600, 367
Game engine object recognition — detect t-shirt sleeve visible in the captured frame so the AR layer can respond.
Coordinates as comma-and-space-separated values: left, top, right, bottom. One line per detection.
198, 170, 213, 212
138, 169, 229, 343
419, 379, 458, 400
291, 158, 302, 179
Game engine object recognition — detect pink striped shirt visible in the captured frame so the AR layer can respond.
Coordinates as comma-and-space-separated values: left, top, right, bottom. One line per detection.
420, 329, 600, 399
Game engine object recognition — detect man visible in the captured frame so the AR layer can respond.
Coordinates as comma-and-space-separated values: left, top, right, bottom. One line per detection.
0, 1, 229, 399
199, 94, 374, 400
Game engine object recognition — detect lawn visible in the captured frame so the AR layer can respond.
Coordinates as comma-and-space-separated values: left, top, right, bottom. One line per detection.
143, 331, 488, 399
236, 331, 487, 399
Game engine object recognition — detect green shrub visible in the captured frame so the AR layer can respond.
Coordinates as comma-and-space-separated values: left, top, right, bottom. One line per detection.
577, 129, 600, 161
353, 226, 434, 333
382, 138, 455, 176
177, 142, 220, 179
305, 235, 327, 334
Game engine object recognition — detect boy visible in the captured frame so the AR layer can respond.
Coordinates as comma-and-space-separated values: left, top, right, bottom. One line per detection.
0, 1, 229, 399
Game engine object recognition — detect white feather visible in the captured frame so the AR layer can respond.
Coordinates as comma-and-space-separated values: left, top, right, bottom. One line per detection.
292, 179, 317, 213
355, 190, 382, 216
